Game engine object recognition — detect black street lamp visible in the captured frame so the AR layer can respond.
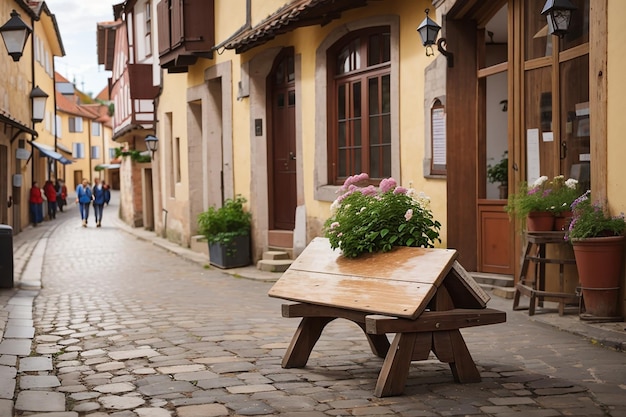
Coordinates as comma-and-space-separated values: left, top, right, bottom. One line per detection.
0, 9, 32, 62
541, 0, 577, 38
145, 134, 159, 156
417, 9, 453, 67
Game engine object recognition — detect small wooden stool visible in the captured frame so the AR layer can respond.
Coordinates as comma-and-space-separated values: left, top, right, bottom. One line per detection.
512, 231, 579, 316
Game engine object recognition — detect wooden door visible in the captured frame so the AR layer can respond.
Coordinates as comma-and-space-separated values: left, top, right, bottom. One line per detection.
268, 50, 297, 230
521, 0, 590, 187
476, 4, 514, 274
0, 145, 7, 224
73, 170, 82, 192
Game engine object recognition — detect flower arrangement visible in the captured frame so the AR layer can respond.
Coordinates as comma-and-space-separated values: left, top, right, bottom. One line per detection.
565, 191, 626, 241
323, 173, 441, 258
506, 174, 581, 218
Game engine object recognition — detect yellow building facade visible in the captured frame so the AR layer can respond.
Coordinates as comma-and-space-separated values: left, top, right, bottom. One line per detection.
145, 0, 626, 316
154, 0, 446, 261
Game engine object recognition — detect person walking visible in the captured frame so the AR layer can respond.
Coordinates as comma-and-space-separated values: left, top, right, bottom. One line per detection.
92, 178, 110, 227
56, 179, 68, 212
44, 180, 57, 219
29, 181, 44, 226
75, 178, 93, 227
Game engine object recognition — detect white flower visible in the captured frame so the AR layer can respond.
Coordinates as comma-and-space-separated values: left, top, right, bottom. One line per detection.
330, 199, 340, 216
533, 176, 548, 187
565, 178, 578, 189
404, 209, 413, 221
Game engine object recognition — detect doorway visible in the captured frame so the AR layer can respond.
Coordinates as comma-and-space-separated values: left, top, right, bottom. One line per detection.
268, 49, 297, 231
143, 168, 154, 231
0, 145, 7, 224
477, 4, 514, 275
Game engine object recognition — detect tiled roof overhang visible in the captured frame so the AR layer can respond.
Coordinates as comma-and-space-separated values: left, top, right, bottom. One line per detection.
112, 123, 147, 142
0, 109, 37, 138
223, 0, 370, 54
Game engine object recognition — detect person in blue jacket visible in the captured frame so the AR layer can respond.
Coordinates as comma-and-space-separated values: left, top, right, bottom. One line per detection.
92, 178, 110, 228
75, 178, 92, 227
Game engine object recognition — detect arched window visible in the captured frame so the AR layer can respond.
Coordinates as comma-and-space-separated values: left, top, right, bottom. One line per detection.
327, 27, 391, 184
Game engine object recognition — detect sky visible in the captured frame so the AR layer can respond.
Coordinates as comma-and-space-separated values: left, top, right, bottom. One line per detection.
46, 1, 116, 97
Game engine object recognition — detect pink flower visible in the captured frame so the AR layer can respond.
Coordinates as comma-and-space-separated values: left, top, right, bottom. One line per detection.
404, 208, 413, 221
393, 186, 408, 195
330, 221, 340, 230
340, 173, 369, 192
360, 185, 378, 196
379, 178, 397, 193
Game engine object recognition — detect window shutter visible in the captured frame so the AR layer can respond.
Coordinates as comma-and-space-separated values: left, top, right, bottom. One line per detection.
157, 0, 170, 55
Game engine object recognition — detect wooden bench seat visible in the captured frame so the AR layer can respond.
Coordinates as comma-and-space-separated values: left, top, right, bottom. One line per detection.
268, 237, 507, 397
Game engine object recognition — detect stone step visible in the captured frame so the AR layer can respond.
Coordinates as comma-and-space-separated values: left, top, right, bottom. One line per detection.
492, 286, 516, 299
257, 259, 293, 273
189, 235, 209, 257
263, 250, 290, 261
268, 246, 294, 259
471, 272, 514, 288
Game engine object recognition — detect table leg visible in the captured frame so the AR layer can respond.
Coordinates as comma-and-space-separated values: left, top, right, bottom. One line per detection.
432, 330, 480, 383
374, 332, 417, 397
282, 317, 335, 368
355, 322, 390, 358
513, 242, 534, 311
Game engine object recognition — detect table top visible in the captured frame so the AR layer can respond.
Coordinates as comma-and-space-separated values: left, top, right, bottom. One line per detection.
269, 238, 470, 319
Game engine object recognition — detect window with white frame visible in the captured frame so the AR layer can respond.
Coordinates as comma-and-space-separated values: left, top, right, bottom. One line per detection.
54, 115, 63, 138
145, 1, 152, 56
73, 143, 85, 159
69, 117, 83, 133
109, 148, 116, 159
55, 115, 62, 138
91, 146, 100, 159
92, 122, 101, 136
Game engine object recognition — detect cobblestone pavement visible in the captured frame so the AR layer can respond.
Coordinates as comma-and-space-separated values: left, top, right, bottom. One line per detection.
1, 194, 626, 416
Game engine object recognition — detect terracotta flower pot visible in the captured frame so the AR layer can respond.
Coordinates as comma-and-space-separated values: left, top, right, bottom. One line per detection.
572, 235, 625, 318
527, 211, 555, 232
554, 210, 573, 231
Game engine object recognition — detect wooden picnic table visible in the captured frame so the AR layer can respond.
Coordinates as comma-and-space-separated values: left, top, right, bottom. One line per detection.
268, 237, 506, 397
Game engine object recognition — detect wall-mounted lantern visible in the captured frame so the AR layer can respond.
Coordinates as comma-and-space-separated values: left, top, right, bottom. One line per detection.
30, 86, 48, 124
0, 9, 32, 62
417, 9, 453, 68
541, 0, 577, 38
145, 134, 159, 156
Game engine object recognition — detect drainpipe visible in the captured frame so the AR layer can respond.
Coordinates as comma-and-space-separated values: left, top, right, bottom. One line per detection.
53, 55, 59, 180
30, 15, 35, 185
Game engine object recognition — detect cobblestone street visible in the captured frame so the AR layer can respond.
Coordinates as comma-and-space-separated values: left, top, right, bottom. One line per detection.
1, 195, 625, 416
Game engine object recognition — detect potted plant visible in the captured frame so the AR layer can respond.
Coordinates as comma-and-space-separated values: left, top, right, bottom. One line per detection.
487, 151, 508, 199
506, 175, 580, 231
565, 191, 626, 319
197, 195, 252, 269
324, 173, 441, 258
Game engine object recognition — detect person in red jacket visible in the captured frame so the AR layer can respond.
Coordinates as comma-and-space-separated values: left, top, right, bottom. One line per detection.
44, 180, 57, 219
29, 181, 44, 226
